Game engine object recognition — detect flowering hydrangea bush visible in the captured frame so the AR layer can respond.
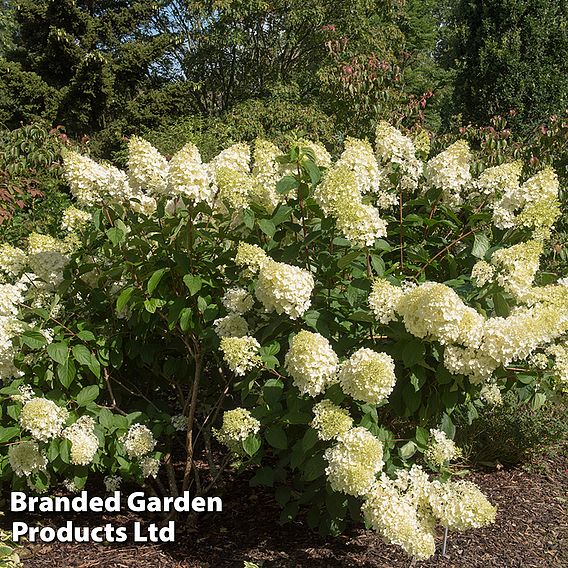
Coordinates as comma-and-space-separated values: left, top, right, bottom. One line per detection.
0, 122, 566, 559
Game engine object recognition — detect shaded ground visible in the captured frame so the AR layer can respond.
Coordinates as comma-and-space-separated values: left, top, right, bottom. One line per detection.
12, 454, 568, 568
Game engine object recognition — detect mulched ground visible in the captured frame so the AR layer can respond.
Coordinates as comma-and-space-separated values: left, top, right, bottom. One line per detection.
10, 453, 567, 568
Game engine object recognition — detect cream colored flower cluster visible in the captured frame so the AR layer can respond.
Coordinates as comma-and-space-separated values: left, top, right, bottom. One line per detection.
120, 424, 156, 459
368, 278, 403, 324
255, 259, 314, 319
213, 407, 260, 451
476, 161, 523, 197
235, 242, 268, 274
62, 416, 99, 465
61, 206, 92, 233
338, 347, 397, 404
375, 121, 422, 192
362, 468, 436, 560
128, 136, 169, 195
222, 287, 254, 315
363, 466, 495, 560
443, 345, 499, 383
424, 429, 461, 467
139, 456, 160, 478
396, 282, 483, 348
8, 441, 47, 477
314, 149, 387, 247
310, 399, 353, 441
27, 232, 71, 288
284, 330, 338, 396
492, 167, 560, 239
490, 240, 543, 300
324, 427, 384, 496
213, 313, 249, 338
219, 335, 261, 376
0, 311, 24, 381
167, 142, 212, 203
426, 140, 472, 206
0, 244, 26, 278
20, 397, 69, 442
471, 260, 495, 287
428, 479, 497, 531
250, 138, 284, 213
479, 383, 503, 405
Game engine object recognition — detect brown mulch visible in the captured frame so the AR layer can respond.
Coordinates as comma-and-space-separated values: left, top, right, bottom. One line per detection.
11, 454, 568, 568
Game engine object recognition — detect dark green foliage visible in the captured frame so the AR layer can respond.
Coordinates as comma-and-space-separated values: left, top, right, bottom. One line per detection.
441, 0, 568, 133
455, 393, 568, 466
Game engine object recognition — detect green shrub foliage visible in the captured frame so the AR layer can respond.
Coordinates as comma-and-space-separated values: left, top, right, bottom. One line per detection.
1, 124, 566, 559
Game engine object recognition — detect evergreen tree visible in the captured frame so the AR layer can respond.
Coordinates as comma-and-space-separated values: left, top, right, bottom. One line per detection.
440, 0, 568, 132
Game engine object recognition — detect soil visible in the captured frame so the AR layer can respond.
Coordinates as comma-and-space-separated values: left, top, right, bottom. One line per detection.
11, 453, 568, 568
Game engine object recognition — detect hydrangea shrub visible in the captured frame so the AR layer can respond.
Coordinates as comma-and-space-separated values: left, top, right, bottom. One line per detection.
0, 123, 566, 559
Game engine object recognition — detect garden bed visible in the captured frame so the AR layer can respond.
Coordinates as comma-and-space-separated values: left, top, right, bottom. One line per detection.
16, 453, 567, 568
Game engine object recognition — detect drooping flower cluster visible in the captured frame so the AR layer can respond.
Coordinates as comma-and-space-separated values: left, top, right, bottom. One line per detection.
428, 480, 497, 531
324, 427, 384, 497
476, 161, 523, 198
27, 232, 71, 288
8, 441, 47, 477
255, 259, 314, 319
362, 467, 436, 560
424, 429, 461, 467
426, 140, 472, 206
20, 397, 69, 441
396, 282, 483, 348
362, 466, 495, 560
120, 424, 156, 459
62, 416, 99, 465
220, 336, 261, 376
284, 331, 338, 396
211, 143, 254, 209
338, 348, 397, 404
104, 475, 122, 492
310, 400, 353, 441
213, 408, 260, 451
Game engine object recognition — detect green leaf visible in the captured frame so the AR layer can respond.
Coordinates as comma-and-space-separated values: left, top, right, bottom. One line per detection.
98, 408, 114, 430
147, 268, 169, 295
243, 209, 255, 229
263, 378, 284, 404
302, 428, 319, 452
258, 219, 276, 238
440, 414, 456, 439
493, 293, 510, 317
399, 440, 417, 460
144, 298, 166, 313
415, 426, 429, 448
303, 159, 321, 184
106, 227, 125, 246
47, 342, 68, 365
303, 454, 326, 481
57, 360, 76, 388
472, 233, 490, 259
265, 425, 288, 449
337, 250, 362, 269
0, 426, 20, 443
59, 439, 71, 464
77, 385, 100, 407
531, 392, 546, 411
250, 466, 274, 487
276, 175, 298, 195
116, 287, 134, 312
77, 330, 96, 342
72, 345, 92, 367
243, 434, 261, 456
183, 275, 202, 296
20, 330, 48, 349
